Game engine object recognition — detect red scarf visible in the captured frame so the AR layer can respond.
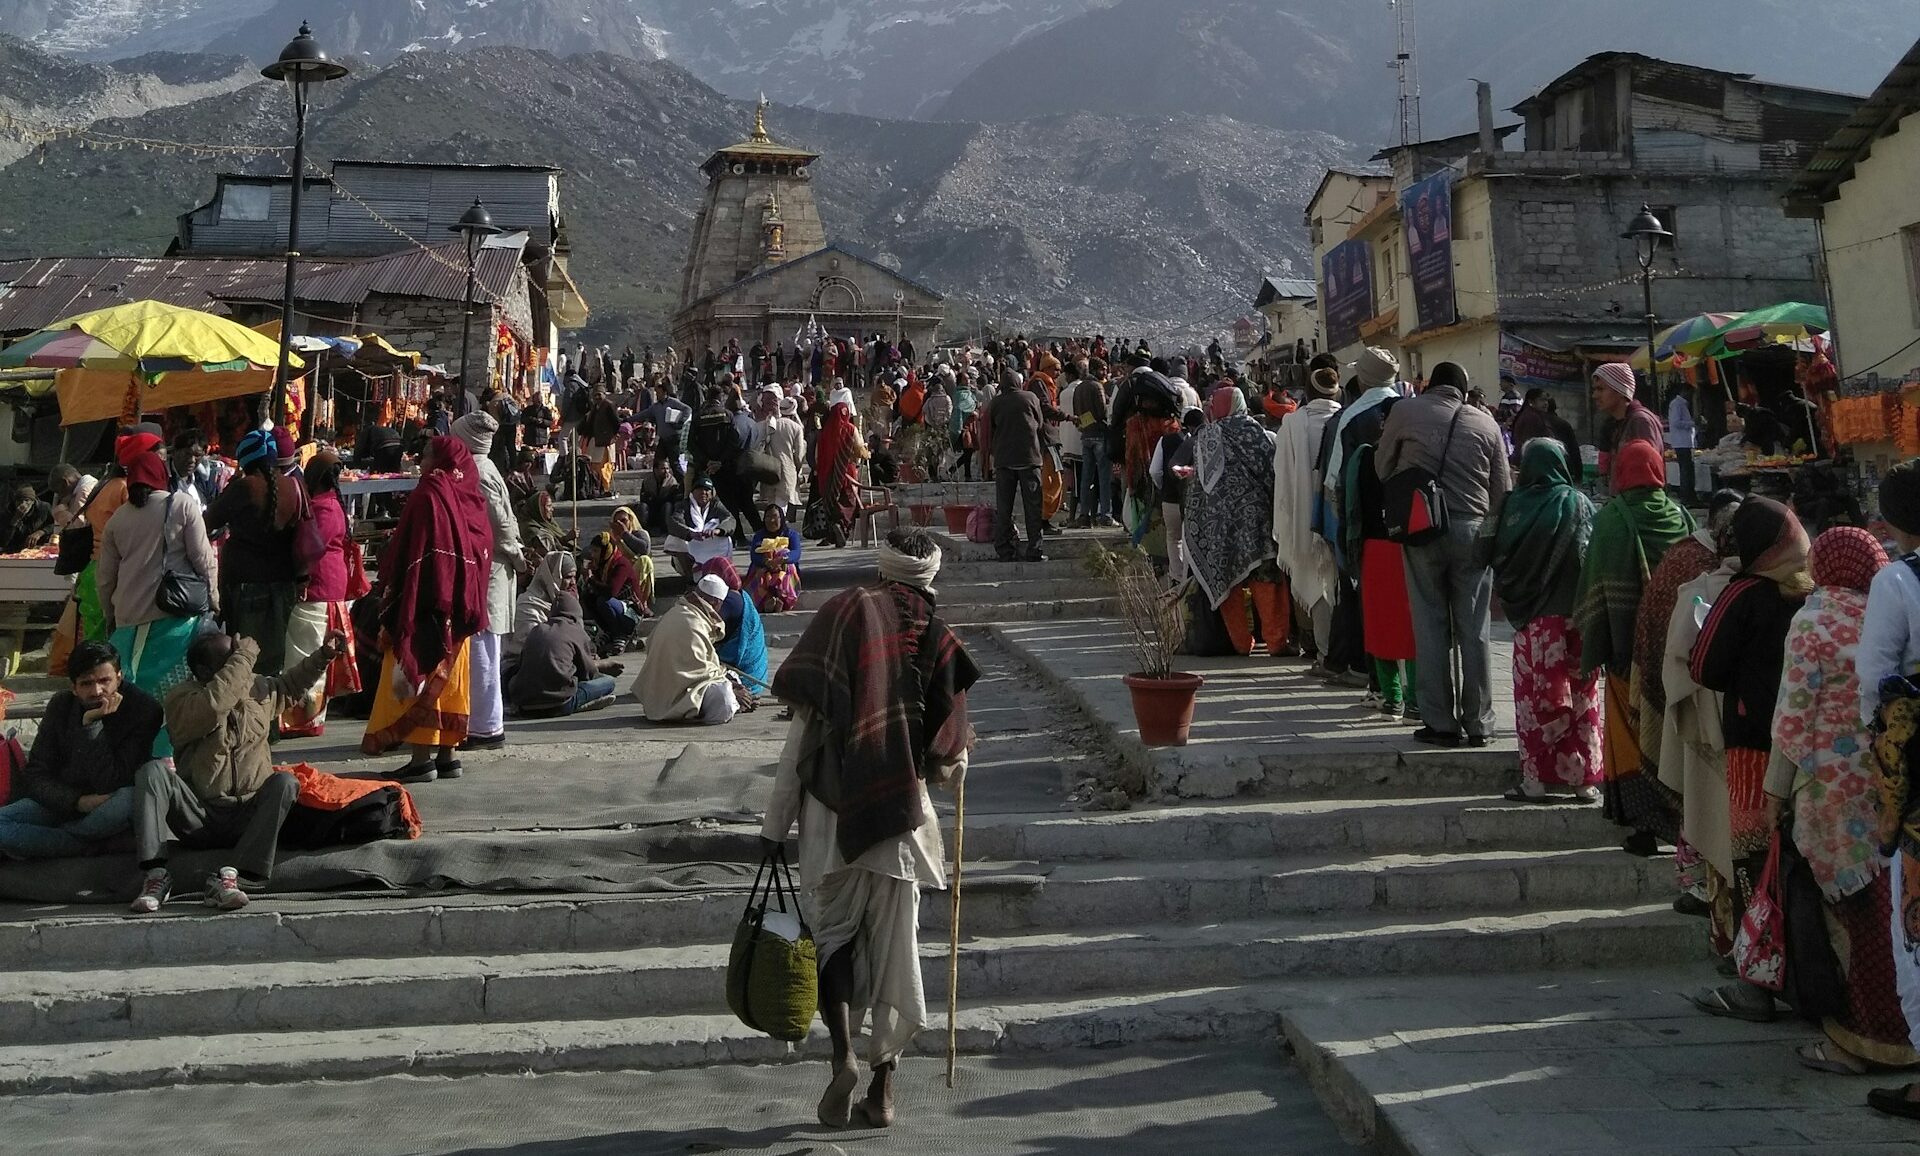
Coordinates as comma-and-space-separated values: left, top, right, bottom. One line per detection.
816, 403, 859, 490
379, 435, 492, 684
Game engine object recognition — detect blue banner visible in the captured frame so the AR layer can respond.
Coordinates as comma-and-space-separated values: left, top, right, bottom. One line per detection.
1322, 238, 1374, 351
1401, 171, 1458, 330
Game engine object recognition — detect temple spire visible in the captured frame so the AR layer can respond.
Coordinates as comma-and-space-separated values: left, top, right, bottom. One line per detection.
751, 94, 771, 144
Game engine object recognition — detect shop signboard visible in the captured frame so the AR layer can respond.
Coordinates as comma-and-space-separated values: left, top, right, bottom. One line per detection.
1499, 331, 1587, 389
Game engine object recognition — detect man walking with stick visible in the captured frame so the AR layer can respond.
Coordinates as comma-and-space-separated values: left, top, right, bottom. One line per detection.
761, 527, 979, 1129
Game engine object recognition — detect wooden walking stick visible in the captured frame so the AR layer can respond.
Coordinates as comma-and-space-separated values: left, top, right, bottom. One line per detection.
946, 773, 967, 1089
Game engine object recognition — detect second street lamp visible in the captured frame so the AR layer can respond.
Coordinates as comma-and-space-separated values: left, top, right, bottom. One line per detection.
451, 198, 504, 413
1622, 204, 1673, 394
261, 22, 348, 426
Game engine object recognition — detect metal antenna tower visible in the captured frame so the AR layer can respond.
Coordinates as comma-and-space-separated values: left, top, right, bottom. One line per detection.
1389, 0, 1423, 146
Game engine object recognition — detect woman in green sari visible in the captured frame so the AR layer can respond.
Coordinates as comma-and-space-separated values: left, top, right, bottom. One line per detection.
1492, 439, 1598, 802
1573, 439, 1696, 852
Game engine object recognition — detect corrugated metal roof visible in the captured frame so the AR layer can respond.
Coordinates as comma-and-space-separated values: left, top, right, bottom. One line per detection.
1255, 277, 1316, 306
1783, 36, 1920, 216
0, 256, 333, 337
211, 236, 528, 308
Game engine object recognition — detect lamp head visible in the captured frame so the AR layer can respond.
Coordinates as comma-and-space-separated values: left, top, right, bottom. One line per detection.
262, 22, 349, 84
451, 198, 504, 238
1622, 204, 1671, 268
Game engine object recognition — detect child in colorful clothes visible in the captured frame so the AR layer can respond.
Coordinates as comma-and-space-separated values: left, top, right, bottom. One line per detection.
745, 505, 803, 614
1855, 461, 1920, 1120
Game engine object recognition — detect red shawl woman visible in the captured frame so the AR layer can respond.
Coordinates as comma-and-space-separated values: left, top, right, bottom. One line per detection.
362, 436, 492, 758
814, 401, 865, 545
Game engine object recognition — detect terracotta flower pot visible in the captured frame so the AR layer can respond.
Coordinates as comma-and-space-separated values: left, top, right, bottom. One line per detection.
1122, 671, 1204, 747
942, 504, 973, 534
909, 502, 936, 526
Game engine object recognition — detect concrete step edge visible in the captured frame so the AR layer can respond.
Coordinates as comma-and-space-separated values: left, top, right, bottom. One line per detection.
0, 986, 1293, 1096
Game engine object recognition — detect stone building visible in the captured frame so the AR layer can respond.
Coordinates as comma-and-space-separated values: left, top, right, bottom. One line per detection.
1307, 52, 1862, 440
672, 102, 943, 359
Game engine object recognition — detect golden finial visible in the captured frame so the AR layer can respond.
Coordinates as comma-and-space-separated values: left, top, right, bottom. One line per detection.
751, 94, 771, 144
766, 189, 781, 216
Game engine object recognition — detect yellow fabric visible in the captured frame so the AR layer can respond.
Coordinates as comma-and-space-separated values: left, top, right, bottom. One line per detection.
54, 299, 299, 370
363, 645, 472, 752
56, 367, 289, 426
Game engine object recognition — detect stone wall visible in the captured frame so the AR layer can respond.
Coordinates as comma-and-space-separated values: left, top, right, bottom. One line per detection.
1488, 175, 1822, 324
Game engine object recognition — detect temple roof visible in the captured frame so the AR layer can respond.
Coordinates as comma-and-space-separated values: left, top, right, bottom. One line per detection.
701, 98, 820, 175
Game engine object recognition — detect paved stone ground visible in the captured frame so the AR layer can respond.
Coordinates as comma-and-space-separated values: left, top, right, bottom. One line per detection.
0, 1048, 1351, 1156
1279, 969, 1917, 1156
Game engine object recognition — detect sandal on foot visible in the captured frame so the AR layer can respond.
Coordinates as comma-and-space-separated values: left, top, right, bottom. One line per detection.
391, 762, 436, 784
434, 758, 464, 780
1673, 892, 1712, 918
1690, 984, 1776, 1023
1504, 785, 1551, 804
1797, 1042, 1869, 1076
1868, 1084, 1920, 1119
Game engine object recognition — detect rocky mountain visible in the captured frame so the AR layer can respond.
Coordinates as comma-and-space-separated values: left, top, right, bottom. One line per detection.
0, 0, 1112, 119
939, 0, 1911, 143
0, 44, 1357, 340
0, 32, 257, 167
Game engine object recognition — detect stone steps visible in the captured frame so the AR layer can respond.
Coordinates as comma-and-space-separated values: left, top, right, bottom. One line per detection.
0, 833, 1657, 973
0, 987, 1290, 1096
0, 903, 1698, 1057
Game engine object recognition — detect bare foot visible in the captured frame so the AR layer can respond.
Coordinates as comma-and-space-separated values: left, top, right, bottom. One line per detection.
854, 1067, 895, 1128
816, 1060, 858, 1128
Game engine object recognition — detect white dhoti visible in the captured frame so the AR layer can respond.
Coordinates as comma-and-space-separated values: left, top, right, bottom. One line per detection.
761, 707, 963, 1068
812, 864, 924, 1066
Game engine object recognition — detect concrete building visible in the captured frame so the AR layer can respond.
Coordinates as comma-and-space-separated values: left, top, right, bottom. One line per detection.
1304, 167, 1392, 370
672, 103, 942, 358
1784, 37, 1920, 391
1251, 275, 1318, 358
1307, 53, 1861, 440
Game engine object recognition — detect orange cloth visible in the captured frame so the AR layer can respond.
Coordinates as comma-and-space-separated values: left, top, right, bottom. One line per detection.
285, 762, 423, 839
1221, 578, 1291, 656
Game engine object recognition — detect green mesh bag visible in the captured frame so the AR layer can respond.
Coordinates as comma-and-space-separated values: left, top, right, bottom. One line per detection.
726, 848, 818, 1041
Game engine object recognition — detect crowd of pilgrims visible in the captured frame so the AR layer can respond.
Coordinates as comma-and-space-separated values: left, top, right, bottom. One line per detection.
10, 326, 1920, 1114
1114, 339, 1920, 1116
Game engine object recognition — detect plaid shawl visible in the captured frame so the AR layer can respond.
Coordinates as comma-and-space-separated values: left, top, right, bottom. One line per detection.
772, 581, 980, 862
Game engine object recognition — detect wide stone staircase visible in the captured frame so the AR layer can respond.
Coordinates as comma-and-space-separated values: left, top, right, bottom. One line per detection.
0, 476, 1707, 1135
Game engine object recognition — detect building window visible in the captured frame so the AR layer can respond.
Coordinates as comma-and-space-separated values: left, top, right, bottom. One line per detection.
220, 184, 271, 223
1651, 205, 1679, 250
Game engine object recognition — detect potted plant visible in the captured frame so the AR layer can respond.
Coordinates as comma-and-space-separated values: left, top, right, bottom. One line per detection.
1086, 544, 1203, 746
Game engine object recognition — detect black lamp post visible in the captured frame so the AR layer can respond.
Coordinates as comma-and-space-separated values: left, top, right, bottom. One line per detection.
451, 198, 504, 412
261, 22, 348, 427
1622, 204, 1673, 393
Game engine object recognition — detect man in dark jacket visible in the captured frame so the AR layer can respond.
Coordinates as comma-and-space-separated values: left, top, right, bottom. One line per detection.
0, 639, 164, 860
985, 370, 1049, 562
509, 592, 623, 717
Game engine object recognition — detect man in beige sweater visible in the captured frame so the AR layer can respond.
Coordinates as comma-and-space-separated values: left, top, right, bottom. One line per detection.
129, 630, 340, 915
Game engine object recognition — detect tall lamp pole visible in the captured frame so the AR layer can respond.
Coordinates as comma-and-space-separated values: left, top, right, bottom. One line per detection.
452, 198, 504, 414
261, 22, 348, 427
1623, 204, 1673, 396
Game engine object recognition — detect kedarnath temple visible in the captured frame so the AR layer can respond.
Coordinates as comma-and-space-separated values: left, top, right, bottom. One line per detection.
670, 100, 944, 356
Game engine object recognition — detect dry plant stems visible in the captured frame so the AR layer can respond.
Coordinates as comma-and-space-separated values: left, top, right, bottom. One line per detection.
1087, 544, 1181, 679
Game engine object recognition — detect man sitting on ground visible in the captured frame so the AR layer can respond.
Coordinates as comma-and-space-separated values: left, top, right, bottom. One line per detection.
509, 591, 624, 718
633, 574, 751, 724
131, 629, 342, 914
0, 640, 163, 860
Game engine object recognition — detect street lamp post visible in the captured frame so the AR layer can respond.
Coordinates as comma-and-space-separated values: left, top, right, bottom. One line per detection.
261, 22, 348, 427
451, 198, 504, 413
1622, 204, 1673, 395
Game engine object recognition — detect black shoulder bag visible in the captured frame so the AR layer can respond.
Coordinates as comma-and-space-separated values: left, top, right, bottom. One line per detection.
1383, 405, 1466, 547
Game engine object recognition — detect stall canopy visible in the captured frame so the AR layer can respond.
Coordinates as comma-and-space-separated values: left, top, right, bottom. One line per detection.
0, 300, 301, 426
